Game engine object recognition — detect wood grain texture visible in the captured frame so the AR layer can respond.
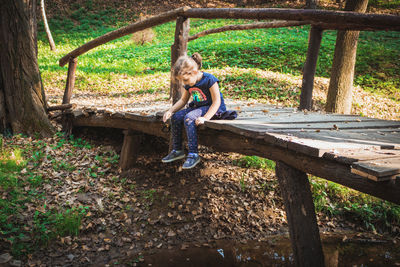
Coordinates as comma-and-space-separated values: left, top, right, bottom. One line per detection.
119, 130, 143, 170
276, 161, 325, 267
351, 157, 400, 178
62, 57, 78, 105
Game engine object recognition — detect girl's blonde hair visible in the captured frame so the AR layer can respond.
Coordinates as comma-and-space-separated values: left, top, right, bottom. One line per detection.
173, 53, 202, 77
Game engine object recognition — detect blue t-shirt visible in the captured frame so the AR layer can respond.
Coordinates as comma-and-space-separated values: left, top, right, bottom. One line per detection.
184, 72, 226, 111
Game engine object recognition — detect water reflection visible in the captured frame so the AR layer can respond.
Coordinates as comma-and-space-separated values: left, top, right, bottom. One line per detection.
139, 232, 400, 266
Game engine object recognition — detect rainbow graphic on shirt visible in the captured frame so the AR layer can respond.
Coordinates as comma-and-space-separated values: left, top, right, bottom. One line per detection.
189, 87, 207, 102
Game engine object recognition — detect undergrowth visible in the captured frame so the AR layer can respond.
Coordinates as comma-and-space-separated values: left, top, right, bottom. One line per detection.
234, 155, 400, 234
311, 178, 400, 234
233, 155, 276, 170
0, 134, 93, 256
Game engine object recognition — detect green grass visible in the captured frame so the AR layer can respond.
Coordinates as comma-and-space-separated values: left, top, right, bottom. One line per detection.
311, 178, 400, 233
368, 0, 400, 9
37, 11, 400, 101
233, 155, 276, 170
0, 134, 90, 256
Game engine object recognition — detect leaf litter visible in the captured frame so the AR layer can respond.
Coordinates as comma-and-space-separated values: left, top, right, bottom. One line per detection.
2, 130, 399, 266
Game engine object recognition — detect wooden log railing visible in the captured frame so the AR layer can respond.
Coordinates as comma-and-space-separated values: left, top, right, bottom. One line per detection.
58, 7, 400, 67
58, 7, 400, 106
58, 7, 189, 67
184, 8, 400, 30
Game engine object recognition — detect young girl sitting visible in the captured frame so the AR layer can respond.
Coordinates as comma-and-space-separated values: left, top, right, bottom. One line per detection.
162, 53, 227, 169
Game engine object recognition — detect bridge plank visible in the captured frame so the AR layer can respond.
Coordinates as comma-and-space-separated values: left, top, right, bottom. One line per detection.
206, 117, 400, 158
231, 113, 378, 122
207, 119, 400, 131
351, 157, 400, 181
324, 149, 400, 164
264, 128, 400, 152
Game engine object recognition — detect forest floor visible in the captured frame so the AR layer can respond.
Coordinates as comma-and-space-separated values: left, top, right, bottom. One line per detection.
4, 125, 399, 267
1, 1, 399, 266
1, 85, 397, 266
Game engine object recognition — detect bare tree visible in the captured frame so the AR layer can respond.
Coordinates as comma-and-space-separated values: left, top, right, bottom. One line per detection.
325, 0, 368, 114
0, 0, 54, 137
40, 0, 56, 51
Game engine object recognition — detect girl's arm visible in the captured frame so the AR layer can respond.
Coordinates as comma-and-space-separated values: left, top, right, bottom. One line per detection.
163, 89, 190, 122
196, 82, 221, 125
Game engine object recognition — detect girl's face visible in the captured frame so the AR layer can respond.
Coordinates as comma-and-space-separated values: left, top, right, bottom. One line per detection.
178, 68, 199, 87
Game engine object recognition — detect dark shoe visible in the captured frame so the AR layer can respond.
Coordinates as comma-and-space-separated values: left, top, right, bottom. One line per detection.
182, 153, 201, 169
162, 150, 185, 163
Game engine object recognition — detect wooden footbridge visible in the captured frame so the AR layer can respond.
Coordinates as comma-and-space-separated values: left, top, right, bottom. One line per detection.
56, 7, 400, 267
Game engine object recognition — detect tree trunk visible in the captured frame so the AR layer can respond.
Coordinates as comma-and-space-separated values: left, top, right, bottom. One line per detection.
325, 0, 368, 114
40, 0, 56, 51
0, 0, 54, 137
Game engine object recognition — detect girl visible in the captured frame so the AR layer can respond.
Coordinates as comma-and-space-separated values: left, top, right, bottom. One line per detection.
162, 53, 226, 169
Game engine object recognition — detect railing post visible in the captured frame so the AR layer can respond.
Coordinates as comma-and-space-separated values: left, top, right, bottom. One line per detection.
299, 0, 323, 111
299, 27, 323, 111
62, 57, 78, 105
170, 16, 190, 104
275, 161, 325, 267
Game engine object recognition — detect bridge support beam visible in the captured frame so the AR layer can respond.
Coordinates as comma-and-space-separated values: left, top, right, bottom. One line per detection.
276, 161, 325, 267
119, 130, 142, 171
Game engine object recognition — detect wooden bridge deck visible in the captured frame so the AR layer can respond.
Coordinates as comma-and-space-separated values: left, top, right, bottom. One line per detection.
65, 102, 400, 205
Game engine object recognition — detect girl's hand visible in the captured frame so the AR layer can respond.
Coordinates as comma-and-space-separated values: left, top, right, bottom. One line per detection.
163, 110, 172, 123
195, 117, 207, 126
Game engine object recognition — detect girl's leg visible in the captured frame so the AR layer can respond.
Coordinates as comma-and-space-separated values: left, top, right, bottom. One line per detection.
171, 108, 192, 151
183, 106, 210, 153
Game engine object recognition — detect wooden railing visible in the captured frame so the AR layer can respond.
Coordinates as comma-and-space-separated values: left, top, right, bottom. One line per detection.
58, 7, 400, 109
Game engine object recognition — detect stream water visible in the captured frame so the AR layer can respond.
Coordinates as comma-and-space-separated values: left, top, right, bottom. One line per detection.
140, 232, 400, 266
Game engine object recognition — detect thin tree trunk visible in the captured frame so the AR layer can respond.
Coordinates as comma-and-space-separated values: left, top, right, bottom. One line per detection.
40, 0, 56, 51
0, 0, 54, 137
325, 0, 368, 114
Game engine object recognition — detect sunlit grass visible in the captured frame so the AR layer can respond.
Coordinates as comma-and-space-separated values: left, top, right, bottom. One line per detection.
37, 16, 400, 102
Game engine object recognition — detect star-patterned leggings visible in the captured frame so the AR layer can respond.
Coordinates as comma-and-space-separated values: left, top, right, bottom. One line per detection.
171, 106, 210, 153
